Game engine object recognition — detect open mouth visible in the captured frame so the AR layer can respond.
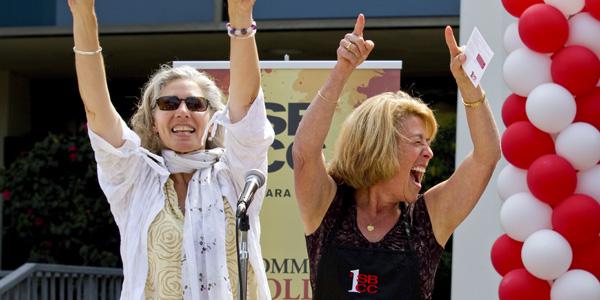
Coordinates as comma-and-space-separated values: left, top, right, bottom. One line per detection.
171, 125, 196, 134
410, 166, 426, 185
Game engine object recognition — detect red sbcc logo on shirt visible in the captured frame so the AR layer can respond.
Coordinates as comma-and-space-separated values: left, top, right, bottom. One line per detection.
348, 269, 379, 294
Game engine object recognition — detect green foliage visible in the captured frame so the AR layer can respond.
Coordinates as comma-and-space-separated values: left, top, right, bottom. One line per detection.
0, 125, 120, 268
422, 115, 457, 191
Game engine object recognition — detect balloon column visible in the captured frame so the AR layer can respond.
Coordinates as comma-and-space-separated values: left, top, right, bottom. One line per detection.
495, 0, 600, 299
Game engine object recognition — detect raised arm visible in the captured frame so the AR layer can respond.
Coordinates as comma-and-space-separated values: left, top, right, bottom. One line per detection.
292, 15, 374, 234
68, 0, 123, 147
227, 0, 260, 123
425, 26, 501, 246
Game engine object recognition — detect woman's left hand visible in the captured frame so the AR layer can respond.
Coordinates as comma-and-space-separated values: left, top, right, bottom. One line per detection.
444, 26, 484, 103
228, 0, 255, 25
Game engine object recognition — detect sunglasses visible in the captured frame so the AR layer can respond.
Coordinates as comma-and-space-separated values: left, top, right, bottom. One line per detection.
153, 96, 209, 112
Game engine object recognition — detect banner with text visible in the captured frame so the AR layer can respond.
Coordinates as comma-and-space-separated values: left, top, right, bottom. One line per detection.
174, 61, 402, 299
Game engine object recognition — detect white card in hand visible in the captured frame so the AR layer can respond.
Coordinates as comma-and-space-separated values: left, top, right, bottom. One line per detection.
463, 27, 494, 87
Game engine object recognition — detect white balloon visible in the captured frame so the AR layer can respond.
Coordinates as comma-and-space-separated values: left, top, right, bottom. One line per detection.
576, 164, 600, 204
503, 48, 552, 97
526, 83, 576, 134
556, 123, 600, 170
551, 270, 600, 300
567, 13, 600, 60
544, 0, 585, 16
497, 164, 530, 200
500, 193, 553, 241
522, 229, 572, 280
504, 23, 525, 54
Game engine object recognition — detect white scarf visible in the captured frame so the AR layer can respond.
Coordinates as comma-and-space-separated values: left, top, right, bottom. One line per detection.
162, 147, 233, 300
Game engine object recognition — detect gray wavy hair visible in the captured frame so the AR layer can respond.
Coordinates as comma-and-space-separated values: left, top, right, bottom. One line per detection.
130, 65, 226, 154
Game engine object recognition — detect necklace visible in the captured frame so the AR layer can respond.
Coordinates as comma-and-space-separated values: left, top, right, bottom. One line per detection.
363, 207, 402, 233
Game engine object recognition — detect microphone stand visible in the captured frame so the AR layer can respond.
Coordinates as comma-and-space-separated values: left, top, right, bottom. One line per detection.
236, 207, 250, 300
235, 169, 265, 300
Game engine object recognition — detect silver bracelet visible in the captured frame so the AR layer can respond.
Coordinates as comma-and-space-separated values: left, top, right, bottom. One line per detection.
73, 46, 103, 55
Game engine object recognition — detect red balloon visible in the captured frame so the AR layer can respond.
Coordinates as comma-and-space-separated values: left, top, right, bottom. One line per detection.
491, 234, 525, 276
587, 0, 600, 20
527, 154, 578, 206
575, 87, 600, 131
502, 94, 528, 127
502, 0, 544, 17
572, 238, 600, 279
501, 121, 555, 169
552, 46, 600, 96
519, 4, 569, 53
499, 268, 551, 300
552, 194, 600, 247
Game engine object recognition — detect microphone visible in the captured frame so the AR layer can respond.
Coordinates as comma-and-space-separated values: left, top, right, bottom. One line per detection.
236, 169, 266, 217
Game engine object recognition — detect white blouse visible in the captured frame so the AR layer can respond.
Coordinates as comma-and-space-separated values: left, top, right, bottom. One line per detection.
88, 90, 274, 300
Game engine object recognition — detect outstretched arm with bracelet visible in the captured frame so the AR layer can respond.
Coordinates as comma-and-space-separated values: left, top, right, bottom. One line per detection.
292, 14, 375, 235
424, 26, 501, 246
69, 0, 122, 147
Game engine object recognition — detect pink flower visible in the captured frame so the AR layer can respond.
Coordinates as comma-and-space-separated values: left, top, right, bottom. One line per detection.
69, 153, 78, 161
67, 146, 78, 152
1, 190, 10, 201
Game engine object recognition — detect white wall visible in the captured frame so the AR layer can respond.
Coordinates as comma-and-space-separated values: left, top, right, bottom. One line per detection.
451, 1, 515, 299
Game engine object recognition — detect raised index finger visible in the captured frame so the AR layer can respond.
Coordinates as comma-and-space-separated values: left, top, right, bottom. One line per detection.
444, 26, 461, 58
353, 13, 365, 37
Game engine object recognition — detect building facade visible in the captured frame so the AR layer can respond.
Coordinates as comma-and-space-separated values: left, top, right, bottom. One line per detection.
0, 0, 460, 168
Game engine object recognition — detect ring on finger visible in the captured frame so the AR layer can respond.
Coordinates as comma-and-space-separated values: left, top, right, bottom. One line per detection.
345, 42, 352, 51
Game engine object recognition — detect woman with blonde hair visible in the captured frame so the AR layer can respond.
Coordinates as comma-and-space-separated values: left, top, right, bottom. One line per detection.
68, 0, 273, 298
293, 14, 500, 299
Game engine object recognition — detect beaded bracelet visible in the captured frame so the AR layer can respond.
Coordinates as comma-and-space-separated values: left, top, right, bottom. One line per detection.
462, 92, 486, 108
73, 46, 103, 55
226, 21, 257, 39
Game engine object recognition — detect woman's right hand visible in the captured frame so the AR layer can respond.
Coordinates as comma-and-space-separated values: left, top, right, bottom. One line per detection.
336, 14, 375, 73
69, 0, 123, 148
292, 14, 374, 234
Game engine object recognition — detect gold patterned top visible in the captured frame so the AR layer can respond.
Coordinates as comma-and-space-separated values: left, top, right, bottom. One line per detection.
144, 178, 258, 299
145, 178, 184, 300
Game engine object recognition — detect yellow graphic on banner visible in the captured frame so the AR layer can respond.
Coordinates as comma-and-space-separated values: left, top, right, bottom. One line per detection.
200, 65, 400, 299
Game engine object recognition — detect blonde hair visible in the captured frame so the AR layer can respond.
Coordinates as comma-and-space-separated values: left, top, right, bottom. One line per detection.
328, 91, 438, 189
130, 65, 226, 154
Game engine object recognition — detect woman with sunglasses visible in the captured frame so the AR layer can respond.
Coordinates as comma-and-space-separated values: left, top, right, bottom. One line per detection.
293, 15, 500, 299
68, 0, 273, 299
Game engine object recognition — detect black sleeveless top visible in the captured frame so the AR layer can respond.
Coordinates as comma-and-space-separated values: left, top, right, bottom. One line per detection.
305, 184, 444, 300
